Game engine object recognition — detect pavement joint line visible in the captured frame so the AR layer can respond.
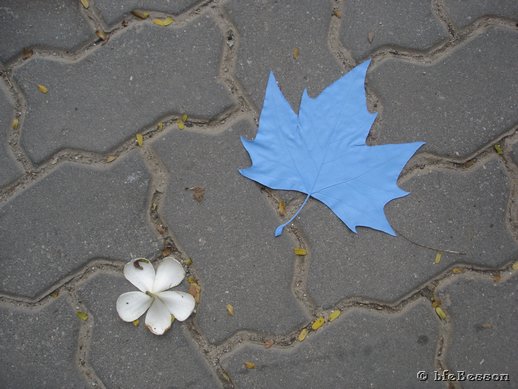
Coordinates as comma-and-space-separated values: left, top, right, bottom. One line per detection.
431, 0, 457, 38
328, 0, 356, 71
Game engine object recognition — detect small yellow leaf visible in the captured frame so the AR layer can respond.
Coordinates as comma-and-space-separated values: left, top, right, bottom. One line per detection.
76, 311, 88, 321
452, 267, 464, 274
152, 16, 174, 27
177, 119, 185, 130
512, 261, 518, 271
80, 0, 89, 9
434, 251, 442, 264
106, 155, 117, 163
292, 47, 300, 60
37, 84, 48, 94
136, 133, 143, 146
181, 113, 188, 122
293, 248, 307, 256
157, 122, 164, 130
278, 200, 286, 217
493, 144, 503, 155
297, 328, 308, 342
132, 10, 150, 19
187, 276, 196, 284
132, 319, 139, 327
435, 306, 447, 320
311, 316, 325, 331
226, 304, 234, 316
244, 361, 255, 369
11, 117, 19, 129
96, 30, 108, 41
328, 309, 341, 322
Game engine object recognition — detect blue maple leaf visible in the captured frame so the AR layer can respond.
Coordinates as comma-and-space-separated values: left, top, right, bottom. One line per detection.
240, 60, 424, 237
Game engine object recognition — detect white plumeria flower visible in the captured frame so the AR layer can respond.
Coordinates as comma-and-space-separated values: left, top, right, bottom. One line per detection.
116, 256, 195, 335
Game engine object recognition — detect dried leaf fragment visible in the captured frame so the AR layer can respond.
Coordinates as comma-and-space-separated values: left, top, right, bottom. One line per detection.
311, 316, 325, 331
132, 319, 140, 327
293, 248, 307, 256
493, 144, 503, 155
96, 30, 108, 41
434, 251, 442, 264
431, 298, 441, 309
297, 328, 308, 342
80, 0, 89, 9
188, 282, 201, 303
328, 309, 341, 322
278, 200, 286, 217
76, 311, 88, 321
263, 339, 274, 348
192, 186, 205, 203
292, 47, 300, 60
492, 273, 502, 283
226, 304, 234, 316
50, 290, 59, 298
11, 117, 19, 129
37, 84, 48, 94
21, 48, 33, 60
435, 307, 447, 320
512, 261, 518, 271
132, 10, 150, 19
244, 361, 255, 369
136, 133, 143, 146
452, 267, 464, 274
106, 155, 117, 163
332, 8, 342, 18
367, 31, 375, 43
152, 16, 174, 27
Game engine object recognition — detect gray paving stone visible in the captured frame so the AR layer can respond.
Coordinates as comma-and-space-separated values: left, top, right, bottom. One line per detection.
93, 0, 200, 27
0, 297, 87, 389
225, 0, 342, 110
340, 0, 448, 61
13, 15, 234, 163
368, 27, 518, 159
0, 0, 94, 63
0, 80, 23, 187
510, 142, 518, 167
436, 273, 518, 387
222, 299, 442, 388
77, 272, 222, 389
444, 0, 518, 28
151, 121, 309, 344
0, 151, 160, 298
299, 157, 517, 307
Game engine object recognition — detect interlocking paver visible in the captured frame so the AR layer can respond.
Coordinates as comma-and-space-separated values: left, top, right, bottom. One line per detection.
151, 121, 309, 344
340, 0, 448, 61
436, 273, 518, 387
0, 80, 23, 187
444, 0, 518, 28
0, 0, 94, 63
77, 272, 222, 389
0, 297, 87, 389
299, 157, 516, 307
510, 142, 518, 167
0, 151, 160, 298
13, 15, 234, 163
93, 0, 200, 27
225, 0, 342, 110
368, 27, 518, 159
222, 299, 441, 388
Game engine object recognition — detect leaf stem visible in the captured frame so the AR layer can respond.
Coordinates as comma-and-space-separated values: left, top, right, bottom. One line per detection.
275, 193, 311, 237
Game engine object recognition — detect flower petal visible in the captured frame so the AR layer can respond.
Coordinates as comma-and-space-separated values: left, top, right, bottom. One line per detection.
145, 298, 173, 335
157, 291, 195, 321
152, 256, 185, 292
124, 258, 155, 292
116, 291, 152, 322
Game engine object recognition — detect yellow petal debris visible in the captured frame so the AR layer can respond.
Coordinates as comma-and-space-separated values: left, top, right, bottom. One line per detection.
80, 0, 89, 9
157, 121, 164, 130
278, 200, 286, 217
493, 144, 503, 155
177, 119, 185, 130
181, 113, 188, 122
152, 16, 175, 27
106, 155, 117, 163
183, 257, 193, 266
292, 47, 300, 60
132, 319, 139, 327
434, 251, 442, 264
11, 117, 19, 129
132, 10, 150, 19
244, 361, 256, 369
37, 84, 48, 94
136, 132, 143, 146
293, 248, 307, 256
96, 30, 108, 41
187, 276, 196, 284
512, 261, 518, 271
452, 267, 464, 274
75, 311, 88, 321
226, 303, 234, 316
435, 306, 447, 320
311, 316, 325, 331
328, 309, 341, 322
297, 328, 308, 342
